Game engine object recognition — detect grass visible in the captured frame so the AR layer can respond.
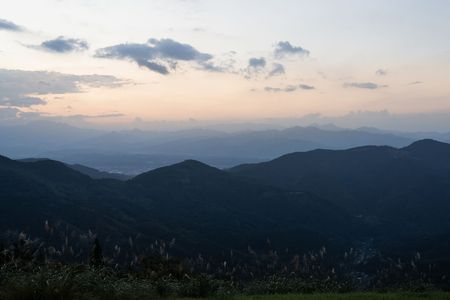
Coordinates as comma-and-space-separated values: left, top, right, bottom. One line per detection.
233, 293, 450, 300
2, 266, 449, 299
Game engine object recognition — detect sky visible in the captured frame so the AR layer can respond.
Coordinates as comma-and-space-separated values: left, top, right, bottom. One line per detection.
1, 0, 450, 128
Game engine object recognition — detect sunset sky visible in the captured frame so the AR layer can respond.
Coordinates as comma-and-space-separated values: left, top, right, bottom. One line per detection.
1, 0, 450, 125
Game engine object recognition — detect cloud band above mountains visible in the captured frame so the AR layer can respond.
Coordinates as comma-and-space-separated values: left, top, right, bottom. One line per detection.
0, 69, 126, 107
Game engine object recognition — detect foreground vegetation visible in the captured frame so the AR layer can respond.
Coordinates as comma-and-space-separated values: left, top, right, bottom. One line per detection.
1, 262, 449, 300
1, 230, 449, 299
236, 293, 450, 300
1, 264, 449, 300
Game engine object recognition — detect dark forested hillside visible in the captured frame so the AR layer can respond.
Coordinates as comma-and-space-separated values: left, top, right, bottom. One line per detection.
0, 155, 359, 258
2, 139, 450, 263
230, 139, 450, 259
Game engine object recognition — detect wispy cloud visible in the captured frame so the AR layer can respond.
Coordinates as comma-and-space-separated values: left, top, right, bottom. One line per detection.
95, 38, 219, 75
375, 69, 387, 76
65, 113, 125, 120
265, 83, 314, 92
267, 63, 285, 77
299, 84, 315, 90
0, 107, 21, 120
0, 69, 127, 107
30, 36, 89, 53
0, 19, 23, 32
0, 96, 46, 107
343, 82, 387, 89
0, 107, 125, 123
242, 57, 267, 79
274, 41, 309, 59
248, 57, 266, 69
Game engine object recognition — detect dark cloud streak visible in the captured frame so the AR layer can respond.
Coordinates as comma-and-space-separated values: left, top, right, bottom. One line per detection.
344, 82, 387, 89
37, 36, 89, 53
274, 41, 309, 59
299, 84, 315, 90
0, 19, 23, 32
95, 38, 217, 75
248, 57, 266, 69
265, 83, 315, 93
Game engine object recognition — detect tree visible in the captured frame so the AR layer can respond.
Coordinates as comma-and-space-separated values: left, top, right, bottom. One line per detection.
89, 238, 103, 267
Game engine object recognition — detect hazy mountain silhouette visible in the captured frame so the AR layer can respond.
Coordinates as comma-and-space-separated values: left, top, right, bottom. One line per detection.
146, 126, 413, 158
2, 121, 419, 173
0, 121, 100, 157
46, 125, 416, 173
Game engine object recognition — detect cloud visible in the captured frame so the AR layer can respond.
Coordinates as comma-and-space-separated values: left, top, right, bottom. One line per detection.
409, 81, 422, 85
299, 84, 315, 90
137, 60, 169, 75
0, 69, 126, 107
95, 38, 217, 74
375, 69, 387, 76
264, 87, 283, 92
274, 41, 310, 59
148, 38, 212, 61
32, 36, 89, 53
267, 63, 285, 77
0, 107, 42, 123
64, 113, 125, 120
0, 97, 47, 107
248, 57, 266, 69
0, 19, 23, 32
343, 82, 387, 89
265, 83, 314, 92
197, 61, 228, 73
265, 85, 295, 93
0, 107, 21, 120
242, 57, 267, 79
0, 107, 125, 124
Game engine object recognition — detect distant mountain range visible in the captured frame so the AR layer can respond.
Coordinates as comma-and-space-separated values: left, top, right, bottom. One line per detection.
144, 126, 414, 158
5, 120, 450, 174
2, 139, 450, 261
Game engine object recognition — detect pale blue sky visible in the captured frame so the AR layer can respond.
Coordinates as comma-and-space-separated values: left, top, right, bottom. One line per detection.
1, 0, 449, 124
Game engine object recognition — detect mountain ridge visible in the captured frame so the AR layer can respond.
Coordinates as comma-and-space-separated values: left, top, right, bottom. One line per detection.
2, 139, 450, 260
0, 152, 359, 257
